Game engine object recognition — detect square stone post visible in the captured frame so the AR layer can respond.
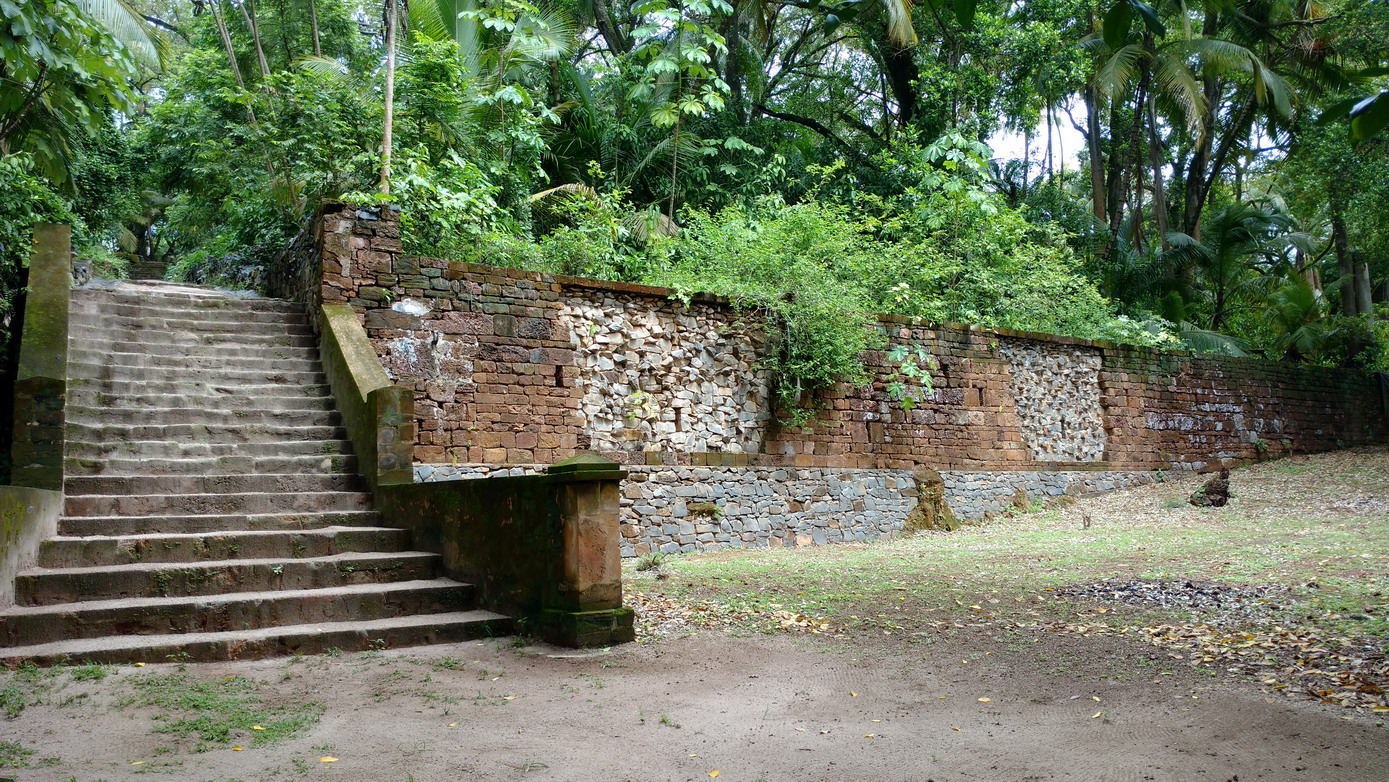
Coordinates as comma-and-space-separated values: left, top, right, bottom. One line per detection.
540, 454, 635, 646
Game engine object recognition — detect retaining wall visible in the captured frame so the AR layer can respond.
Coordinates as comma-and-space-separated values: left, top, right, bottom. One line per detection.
299, 203, 1388, 554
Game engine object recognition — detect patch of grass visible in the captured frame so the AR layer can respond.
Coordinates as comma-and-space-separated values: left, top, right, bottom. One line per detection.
658, 714, 681, 728
69, 662, 112, 681
0, 740, 59, 768
1, 685, 27, 719
634, 551, 667, 571
635, 450, 1389, 645
127, 674, 324, 751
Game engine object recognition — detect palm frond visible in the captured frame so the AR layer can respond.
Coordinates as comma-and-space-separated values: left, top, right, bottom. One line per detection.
1095, 43, 1145, 101
1178, 325, 1248, 356
1153, 47, 1205, 128
881, 0, 917, 48
75, 0, 167, 70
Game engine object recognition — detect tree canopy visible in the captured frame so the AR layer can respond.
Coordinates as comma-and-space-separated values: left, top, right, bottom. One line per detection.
2, 0, 1386, 407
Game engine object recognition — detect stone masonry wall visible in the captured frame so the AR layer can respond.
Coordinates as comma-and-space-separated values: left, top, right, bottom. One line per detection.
997, 341, 1106, 461
414, 463, 917, 556
305, 203, 1388, 554
560, 289, 770, 453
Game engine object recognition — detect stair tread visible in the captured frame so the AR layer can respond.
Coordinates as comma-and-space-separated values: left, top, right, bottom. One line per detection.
0, 578, 465, 617
22, 549, 438, 577
0, 610, 507, 661
45, 525, 399, 544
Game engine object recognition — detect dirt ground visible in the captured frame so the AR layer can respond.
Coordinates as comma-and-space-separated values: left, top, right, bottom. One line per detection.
2, 629, 1384, 782
4, 450, 1388, 782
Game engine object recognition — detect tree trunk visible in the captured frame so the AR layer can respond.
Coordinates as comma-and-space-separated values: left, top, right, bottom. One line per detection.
1085, 84, 1106, 223
238, 0, 273, 83
308, 0, 322, 56
1148, 97, 1168, 251
724, 1, 746, 125
883, 45, 918, 128
1330, 207, 1359, 317
1356, 261, 1374, 318
591, 0, 631, 54
1182, 11, 1220, 241
1106, 103, 1125, 238
378, 0, 397, 195
212, 2, 248, 91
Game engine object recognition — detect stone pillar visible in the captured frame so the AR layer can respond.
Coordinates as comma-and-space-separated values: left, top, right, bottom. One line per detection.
12, 225, 70, 490
540, 453, 635, 646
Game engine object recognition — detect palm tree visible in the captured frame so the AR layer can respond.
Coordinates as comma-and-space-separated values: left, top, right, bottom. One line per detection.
1162, 204, 1294, 333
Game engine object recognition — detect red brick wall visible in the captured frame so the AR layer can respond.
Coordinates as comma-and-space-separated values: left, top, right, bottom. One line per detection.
313, 202, 1387, 471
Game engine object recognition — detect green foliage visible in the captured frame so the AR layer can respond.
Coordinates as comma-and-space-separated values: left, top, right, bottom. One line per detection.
0, 154, 81, 330
131, 674, 324, 750
0, 0, 139, 182
654, 199, 881, 420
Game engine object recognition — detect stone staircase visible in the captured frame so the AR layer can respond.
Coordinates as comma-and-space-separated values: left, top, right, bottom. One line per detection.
0, 281, 507, 664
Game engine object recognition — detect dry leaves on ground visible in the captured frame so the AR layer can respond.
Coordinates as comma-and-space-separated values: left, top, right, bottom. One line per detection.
1024, 619, 1388, 712
627, 591, 832, 642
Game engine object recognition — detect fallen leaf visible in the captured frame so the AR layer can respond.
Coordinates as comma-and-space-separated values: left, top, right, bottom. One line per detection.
1092, 696, 1101, 702
1091, 712, 1103, 719
320, 757, 338, 763
978, 698, 992, 703
863, 734, 875, 738
502, 695, 516, 701
709, 770, 719, 778
849, 691, 858, 697
251, 725, 265, 731
131, 761, 145, 766
950, 726, 960, 732
133, 662, 145, 668
794, 727, 807, 732
233, 746, 243, 751
448, 722, 458, 728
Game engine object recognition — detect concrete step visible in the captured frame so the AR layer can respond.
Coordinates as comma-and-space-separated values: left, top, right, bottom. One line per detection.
69, 348, 323, 374
71, 330, 318, 348
0, 610, 512, 666
65, 439, 353, 461
70, 296, 306, 320
69, 313, 314, 337
59, 510, 387, 536
0, 579, 474, 647
68, 361, 328, 386
69, 378, 334, 397
72, 287, 304, 311
73, 284, 301, 305
69, 339, 321, 361
64, 491, 374, 517
38, 527, 411, 568
66, 406, 343, 428
16, 550, 441, 605
65, 453, 357, 477
67, 421, 348, 444
68, 391, 336, 412
65, 473, 362, 497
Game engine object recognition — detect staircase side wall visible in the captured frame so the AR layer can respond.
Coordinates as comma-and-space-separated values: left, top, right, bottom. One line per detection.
11, 225, 70, 491
0, 486, 61, 608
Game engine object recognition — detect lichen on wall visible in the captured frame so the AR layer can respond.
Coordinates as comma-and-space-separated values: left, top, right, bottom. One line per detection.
997, 339, 1107, 461
560, 291, 771, 453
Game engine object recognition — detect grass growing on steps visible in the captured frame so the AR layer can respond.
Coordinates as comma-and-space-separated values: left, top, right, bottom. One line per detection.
124, 674, 324, 752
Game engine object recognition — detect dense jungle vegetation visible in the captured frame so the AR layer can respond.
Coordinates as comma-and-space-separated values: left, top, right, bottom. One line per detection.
2, 0, 1387, 410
